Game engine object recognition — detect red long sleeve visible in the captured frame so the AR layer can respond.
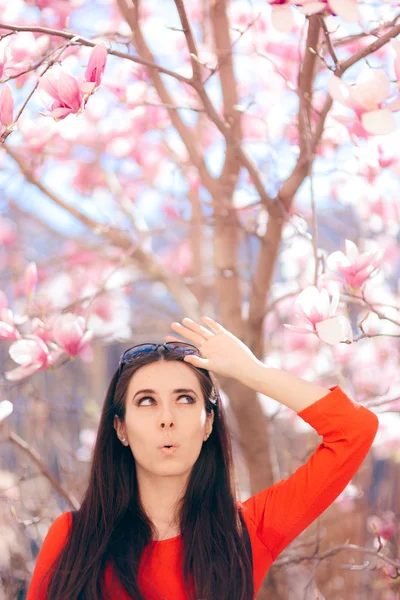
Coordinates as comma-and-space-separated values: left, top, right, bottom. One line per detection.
27, 385, 379, 599
240, 385, 379, 594
26, 511, 72, 600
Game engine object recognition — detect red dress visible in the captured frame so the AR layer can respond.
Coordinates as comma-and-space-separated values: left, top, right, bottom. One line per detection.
27, 386, 379, 599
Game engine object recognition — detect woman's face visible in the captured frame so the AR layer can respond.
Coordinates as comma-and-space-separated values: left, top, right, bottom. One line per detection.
114, 360, 214, 478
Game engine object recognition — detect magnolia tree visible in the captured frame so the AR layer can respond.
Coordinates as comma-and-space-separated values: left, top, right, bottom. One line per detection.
0, 0, 400, 597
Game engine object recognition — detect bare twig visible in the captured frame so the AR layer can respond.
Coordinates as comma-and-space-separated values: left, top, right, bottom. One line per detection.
0, 22, 191, 84
272, 541, 400, 573
3, 145, 202, 319
318, 16, 338, 66
7, 430, 80, 509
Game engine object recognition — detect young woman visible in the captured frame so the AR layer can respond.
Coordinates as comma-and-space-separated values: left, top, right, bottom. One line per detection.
27, 316, 379, 600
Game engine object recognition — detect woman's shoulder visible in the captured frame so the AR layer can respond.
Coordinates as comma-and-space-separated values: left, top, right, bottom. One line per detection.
52, 510, 73, 528
26, 512, 74, 599
45, 511, 73, 546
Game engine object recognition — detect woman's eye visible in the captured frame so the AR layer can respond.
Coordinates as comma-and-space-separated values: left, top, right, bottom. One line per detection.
137, 395, 195, 406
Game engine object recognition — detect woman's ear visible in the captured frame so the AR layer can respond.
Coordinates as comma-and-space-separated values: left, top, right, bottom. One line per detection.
113, 415, 125, 439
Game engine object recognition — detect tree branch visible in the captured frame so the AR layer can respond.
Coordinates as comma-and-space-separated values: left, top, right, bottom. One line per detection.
209, 0, 242, 192
115, 0, 220, 200
173, 0, 203, 81
273, 541, 400, 572
7, 430, 80, 510
4, 144, 202, 319
311, 19, 400, 155
0, 22, 191, 84
298, 16, 321, 163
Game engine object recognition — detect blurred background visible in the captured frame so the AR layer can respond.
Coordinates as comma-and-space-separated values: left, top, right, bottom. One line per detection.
0, 0, 400, 598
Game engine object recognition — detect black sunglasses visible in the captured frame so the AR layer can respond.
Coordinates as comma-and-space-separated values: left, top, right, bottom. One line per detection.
116, 342, 201, 379
115, 342, 218, 405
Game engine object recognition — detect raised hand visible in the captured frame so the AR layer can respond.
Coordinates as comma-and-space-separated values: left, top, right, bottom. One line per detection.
165, 316, 260, 381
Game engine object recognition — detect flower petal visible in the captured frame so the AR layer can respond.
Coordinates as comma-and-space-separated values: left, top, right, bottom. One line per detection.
0, 321, 19, 340
316, 316, 353, 344
328, 76, 351, 105
56, 72, 82, 110
361, 109, 397, 135
283, 323, 315, 334
352, 70, 391, 110
299, 2, 326, 16
344, 239, 359, 262
48, 107, 76, 120
9, 336, 48, 366
295, 286, 320, 316
84, 43, 108, 87
329, 284, 340, 315
329, 0, 359, 22
271, 5, 295, 33
4, 363, 43, 381
0, 83, 14, 126
326, 250, 349, 271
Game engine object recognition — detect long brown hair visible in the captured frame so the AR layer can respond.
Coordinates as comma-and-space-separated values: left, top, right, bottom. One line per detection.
41, 346, 254, 599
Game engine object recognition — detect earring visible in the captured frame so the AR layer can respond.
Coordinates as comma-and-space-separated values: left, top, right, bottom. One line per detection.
121, 437, 127, 444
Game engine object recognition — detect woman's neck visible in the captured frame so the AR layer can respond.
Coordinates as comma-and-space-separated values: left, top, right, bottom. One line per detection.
136, 469, 188, 539
152, 519, 181, 541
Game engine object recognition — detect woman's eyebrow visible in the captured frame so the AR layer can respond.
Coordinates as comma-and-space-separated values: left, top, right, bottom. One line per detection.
132, 388, 198, 400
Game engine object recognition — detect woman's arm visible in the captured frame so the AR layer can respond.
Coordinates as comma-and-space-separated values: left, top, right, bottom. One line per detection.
238, 361, 332, 412
241, 385, 379, 561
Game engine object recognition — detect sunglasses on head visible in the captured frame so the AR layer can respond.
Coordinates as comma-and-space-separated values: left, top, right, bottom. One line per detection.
116, 342, 201, 379
115, 342, 218, 405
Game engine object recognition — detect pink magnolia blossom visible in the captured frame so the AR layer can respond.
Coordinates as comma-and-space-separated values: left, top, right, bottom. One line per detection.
267, 0, 359, 32
5, 335, 52, 381
326, 240, 383, 292
0, 33, 49, 86
284, 285, 353, 345
52, 313, 94, 360
82, 43, 108, 94
0, 291, 20, 341
24, 262, 37, 297
39, 66, 84, 120
0, 320, 20, 341
0, 83, 14, 127
328, 70, 400, 136
367, 511, 397, 541
39, 45, 107, 121
0, 37, 23, 80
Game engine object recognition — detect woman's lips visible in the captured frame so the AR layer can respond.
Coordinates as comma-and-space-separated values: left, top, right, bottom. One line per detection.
159, 446, 179, 455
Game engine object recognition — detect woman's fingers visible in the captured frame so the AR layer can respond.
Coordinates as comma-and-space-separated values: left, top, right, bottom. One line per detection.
168, 316, 223, 349
169, 322, 204, 346
182, 317, 213, 339
201, 316, 225, 333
